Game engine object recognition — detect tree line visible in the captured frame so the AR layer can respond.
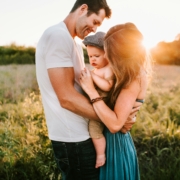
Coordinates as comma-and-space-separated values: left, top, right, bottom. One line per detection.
0, 44, 35, 64
0, 39, 180, 65
151, 39, 180, 65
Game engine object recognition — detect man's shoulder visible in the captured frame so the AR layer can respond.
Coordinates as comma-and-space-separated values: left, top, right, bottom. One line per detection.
41, 22, 73, 46
45, 22, 68, 36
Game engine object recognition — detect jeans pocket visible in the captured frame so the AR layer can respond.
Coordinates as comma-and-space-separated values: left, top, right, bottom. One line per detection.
51, 141, 69, 175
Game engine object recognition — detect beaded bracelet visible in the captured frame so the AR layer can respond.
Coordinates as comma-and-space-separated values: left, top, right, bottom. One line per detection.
90, 97, 105, 104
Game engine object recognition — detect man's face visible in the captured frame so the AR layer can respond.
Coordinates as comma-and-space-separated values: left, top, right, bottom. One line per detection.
76, 9, 106, 39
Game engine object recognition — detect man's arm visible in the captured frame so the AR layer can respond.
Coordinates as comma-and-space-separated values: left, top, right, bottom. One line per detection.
48, 67, 99, 121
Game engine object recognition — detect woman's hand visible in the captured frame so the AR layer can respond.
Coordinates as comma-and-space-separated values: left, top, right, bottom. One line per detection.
120, 106, 139, 133
79, 68, 96, 96
120, 117, 136, 133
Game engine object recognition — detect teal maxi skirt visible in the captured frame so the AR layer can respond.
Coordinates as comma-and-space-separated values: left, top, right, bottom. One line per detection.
99, 127, 140, 180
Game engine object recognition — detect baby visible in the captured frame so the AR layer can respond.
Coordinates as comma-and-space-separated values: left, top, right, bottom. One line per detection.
83, 32, 115, 168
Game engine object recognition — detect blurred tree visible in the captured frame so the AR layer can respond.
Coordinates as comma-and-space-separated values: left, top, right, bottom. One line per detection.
151, 37, 180, 65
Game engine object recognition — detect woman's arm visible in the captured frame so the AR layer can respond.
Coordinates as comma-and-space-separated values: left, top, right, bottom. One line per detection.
80, 68, 141, 133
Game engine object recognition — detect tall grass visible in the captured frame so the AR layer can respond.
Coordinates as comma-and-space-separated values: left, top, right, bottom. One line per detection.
0, 65, 60, 180
0, 93, 59, 180
0, 64, 180, 180
132, 65, 180, 180
0, 65, 38, 103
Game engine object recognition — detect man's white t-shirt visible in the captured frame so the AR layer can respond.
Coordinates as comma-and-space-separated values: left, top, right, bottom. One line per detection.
35, 21, 90, 142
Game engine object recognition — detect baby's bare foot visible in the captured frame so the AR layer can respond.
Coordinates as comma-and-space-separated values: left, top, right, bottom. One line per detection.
95, 154, 106, 168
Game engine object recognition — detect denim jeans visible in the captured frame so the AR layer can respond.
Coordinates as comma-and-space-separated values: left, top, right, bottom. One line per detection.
51, 138, 99, 180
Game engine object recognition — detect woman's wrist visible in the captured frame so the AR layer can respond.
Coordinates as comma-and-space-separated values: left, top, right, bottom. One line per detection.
87, 91, 100, 100
90, 96, 105, 104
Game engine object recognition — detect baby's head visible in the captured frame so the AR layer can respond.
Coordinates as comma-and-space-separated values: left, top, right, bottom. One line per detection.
83, 32, 108, 69
83, 31, 105, 50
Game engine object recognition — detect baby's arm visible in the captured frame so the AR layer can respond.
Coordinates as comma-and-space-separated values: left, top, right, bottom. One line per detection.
91, 68, 114, 92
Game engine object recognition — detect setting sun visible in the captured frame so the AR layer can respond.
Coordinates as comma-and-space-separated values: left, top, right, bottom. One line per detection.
142, 37, 158, 50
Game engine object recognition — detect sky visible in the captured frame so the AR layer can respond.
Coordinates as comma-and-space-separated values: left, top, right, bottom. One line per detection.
0, 0, 180, 49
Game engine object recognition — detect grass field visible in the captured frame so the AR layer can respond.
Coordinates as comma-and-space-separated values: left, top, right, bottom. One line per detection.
0, 64, 180, 180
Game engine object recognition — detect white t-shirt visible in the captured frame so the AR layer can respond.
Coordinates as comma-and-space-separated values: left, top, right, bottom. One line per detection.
35, 21, 90, 142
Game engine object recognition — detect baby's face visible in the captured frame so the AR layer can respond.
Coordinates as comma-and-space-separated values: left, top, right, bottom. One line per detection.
87, 45, 108, 69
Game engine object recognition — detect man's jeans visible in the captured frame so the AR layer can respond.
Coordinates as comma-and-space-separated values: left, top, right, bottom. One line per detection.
51, 138, 99, 180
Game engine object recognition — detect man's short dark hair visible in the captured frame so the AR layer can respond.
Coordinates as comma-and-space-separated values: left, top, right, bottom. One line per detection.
70, 0, 111, 18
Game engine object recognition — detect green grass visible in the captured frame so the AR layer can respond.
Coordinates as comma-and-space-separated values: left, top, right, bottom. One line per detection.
0, 64, 180, 180
0, 92, 60, 180
132, 65, 180, 180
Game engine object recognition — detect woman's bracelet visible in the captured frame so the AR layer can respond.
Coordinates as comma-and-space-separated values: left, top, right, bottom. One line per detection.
90, 97, 105, 104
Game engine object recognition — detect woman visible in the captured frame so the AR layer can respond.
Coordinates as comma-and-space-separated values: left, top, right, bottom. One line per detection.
80, 22, 151, 180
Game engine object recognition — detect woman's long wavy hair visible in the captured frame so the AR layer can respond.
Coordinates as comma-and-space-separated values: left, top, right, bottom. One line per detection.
104, 23, 152, 109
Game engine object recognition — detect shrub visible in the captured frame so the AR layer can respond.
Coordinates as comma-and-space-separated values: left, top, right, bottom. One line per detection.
0, 44, 35, 65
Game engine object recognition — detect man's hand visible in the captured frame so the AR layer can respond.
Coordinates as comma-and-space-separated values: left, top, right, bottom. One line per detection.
120, 106, 140, 133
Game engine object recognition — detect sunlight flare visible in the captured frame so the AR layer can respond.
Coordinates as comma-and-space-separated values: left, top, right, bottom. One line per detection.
142, 37, 158, 50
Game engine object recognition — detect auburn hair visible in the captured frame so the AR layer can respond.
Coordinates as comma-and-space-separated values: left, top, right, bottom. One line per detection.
104, 23, 152, 109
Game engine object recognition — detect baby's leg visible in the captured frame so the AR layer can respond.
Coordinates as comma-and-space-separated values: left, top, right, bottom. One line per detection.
92, 136, 106, 168
88, 120, 106, 168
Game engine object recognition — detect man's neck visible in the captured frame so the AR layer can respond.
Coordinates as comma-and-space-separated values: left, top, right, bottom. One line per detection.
64, 13, 76, 39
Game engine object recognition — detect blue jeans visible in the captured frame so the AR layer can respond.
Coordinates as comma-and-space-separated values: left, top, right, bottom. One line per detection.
51, 138, 99, 180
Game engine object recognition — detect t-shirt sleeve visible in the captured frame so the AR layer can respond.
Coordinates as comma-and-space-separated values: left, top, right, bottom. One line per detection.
44, 29, 73, 69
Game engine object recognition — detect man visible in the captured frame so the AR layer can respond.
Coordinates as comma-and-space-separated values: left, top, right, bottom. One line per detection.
36, 0, 136, 179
